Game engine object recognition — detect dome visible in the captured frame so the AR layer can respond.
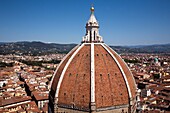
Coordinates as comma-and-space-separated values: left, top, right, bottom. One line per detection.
49, 6, 137, 113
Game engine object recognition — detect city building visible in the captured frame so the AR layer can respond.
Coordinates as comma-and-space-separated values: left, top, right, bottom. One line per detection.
49, 7, 137, 113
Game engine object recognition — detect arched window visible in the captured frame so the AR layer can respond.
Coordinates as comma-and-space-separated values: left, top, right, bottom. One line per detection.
90, 31, 92, 42
94, 31, 96, 41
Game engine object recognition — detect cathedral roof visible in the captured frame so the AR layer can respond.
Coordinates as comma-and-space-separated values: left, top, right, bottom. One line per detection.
50, 43, 136, 111
49, 6, 137, 112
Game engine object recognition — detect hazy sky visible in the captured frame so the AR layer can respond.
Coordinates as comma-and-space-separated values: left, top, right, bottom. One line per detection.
0, 0, 170, 45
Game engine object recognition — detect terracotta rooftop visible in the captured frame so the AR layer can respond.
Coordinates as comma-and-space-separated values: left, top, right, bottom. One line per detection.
32, 91, 48, 101
0, 96, 31, 107
50, 43, 137, 111
49, 6, 137, 113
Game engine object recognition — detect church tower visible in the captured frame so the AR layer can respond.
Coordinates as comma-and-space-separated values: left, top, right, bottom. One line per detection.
49, 6, 137, 113
82, 7, 103, 43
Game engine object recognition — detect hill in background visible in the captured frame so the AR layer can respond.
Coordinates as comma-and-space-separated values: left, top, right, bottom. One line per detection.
0, 41, 170, 55
0, 41, 76, 55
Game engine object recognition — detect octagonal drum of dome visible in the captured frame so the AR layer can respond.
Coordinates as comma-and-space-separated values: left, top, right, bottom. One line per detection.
49, 7, 137, 113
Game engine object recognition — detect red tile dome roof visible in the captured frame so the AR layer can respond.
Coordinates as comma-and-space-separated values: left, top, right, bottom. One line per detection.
49, 6, 137, 113
49, 43, 136, 112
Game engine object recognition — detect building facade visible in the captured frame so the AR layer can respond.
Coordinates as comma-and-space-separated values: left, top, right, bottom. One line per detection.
49, 7, 137, 113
